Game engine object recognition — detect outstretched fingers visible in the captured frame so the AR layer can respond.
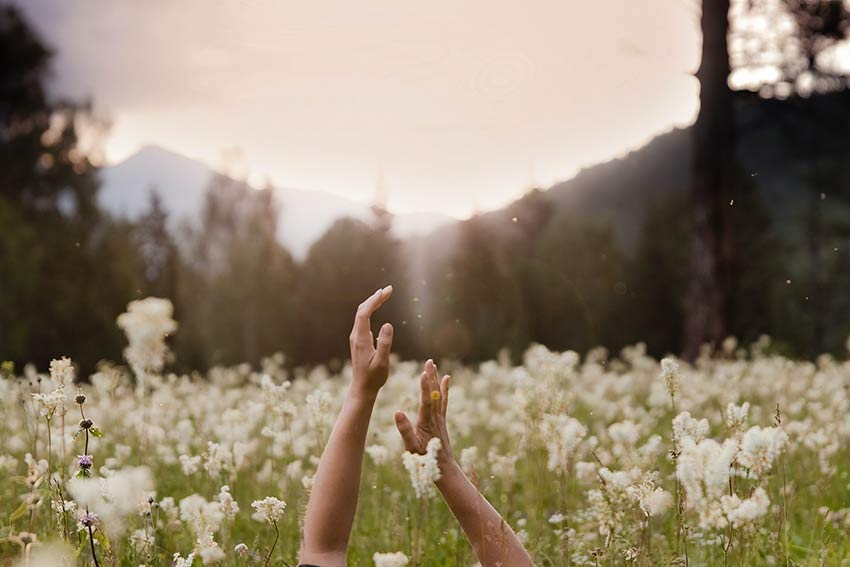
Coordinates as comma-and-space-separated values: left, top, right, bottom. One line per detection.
372, 323, 394, 368
351, 285, 394, 342
394, 411, 417, 452
440, 375, 450, 416
417, 364, 433, 425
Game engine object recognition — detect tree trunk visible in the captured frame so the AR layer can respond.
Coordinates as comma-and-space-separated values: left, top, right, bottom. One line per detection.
683, 0, 735, 360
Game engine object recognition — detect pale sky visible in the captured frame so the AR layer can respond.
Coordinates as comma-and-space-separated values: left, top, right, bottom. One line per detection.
20, 0, 701, 218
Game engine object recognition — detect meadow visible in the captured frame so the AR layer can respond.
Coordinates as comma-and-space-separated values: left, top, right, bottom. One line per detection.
2, 298, 850, 566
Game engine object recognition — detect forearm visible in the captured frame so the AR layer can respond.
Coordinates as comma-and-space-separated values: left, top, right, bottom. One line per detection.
436, 461, 534, 567
300, 388, 376, 564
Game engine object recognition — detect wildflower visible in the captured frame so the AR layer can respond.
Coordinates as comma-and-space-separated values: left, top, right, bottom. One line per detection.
172, 552, 196, 567
50, 357, 75, 385
366, 444, 390, 466
31, 386, 65, 419
251, 496, 287, 523
642, 487, 673, 517
672, 411, 709, 444
725, 402, 750, 435
116, 297, 178, 375
541, 413, 587, 473
738, 426, 789, 478
130, 528, 154, 552
373, 551, 410, 567
660, 357, 680, 397
721, 487, 770, 528
179, 454, 202, 476
234, 542, 249, 556
78, 511, 99, 528
218, 485, 240, 520
459, 446, 478, 475
402, 437, 442, 499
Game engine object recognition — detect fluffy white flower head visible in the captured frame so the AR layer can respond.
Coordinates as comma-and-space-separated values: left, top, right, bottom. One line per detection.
738, 425, 788, 478
251, 496, 286, 524
660, 357, 680, 397
116, 297, 177, 375
373, 551, 410, 567
401, 437, 442, 499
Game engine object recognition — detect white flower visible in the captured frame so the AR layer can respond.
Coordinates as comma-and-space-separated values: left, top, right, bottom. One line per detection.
218, 485, 239, 520
49, 357, 75, 385
172, 552, 196, 567
234, 542, 249, 556
725, 402, 750, 434
373, 551, 410, 567
68, 467, 154, 538
130, 529, 154, 552
738, 426, 788, 478
541, 413, 587, 473
366, 444, 390, 466
549, 513, 566, 524
643, 488, 673, 517
178, 494, 227, 564
31, 386, 65, 419
459, 446, 478, 475
672, 412, 710, 445
179, 454, 201, 476
251, 496, 286, 523
116, 297, 177, 375
660, 357, 680, 397
401, 437, 442, 499
721, 487, 770, 528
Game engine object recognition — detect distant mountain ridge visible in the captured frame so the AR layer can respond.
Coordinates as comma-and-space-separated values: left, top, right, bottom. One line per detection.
99, 90, 850, 262
98, 145, 453, 258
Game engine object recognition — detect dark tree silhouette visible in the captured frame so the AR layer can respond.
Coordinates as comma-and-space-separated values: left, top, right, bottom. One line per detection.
684, 0, 737, 359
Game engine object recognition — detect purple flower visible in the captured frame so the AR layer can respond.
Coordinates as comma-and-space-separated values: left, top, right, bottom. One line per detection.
77, 454, 93, 469
79, 511, 99, 528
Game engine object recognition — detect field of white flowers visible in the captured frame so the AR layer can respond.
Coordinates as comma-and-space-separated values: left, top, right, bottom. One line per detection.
2, 298, 850, 566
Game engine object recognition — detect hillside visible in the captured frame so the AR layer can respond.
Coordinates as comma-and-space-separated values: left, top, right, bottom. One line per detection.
98, 146, 453, 258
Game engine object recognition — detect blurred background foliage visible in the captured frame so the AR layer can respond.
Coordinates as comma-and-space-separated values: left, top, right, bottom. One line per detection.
2, 2, 850, 375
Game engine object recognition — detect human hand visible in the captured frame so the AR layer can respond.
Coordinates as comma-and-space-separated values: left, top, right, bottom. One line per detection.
394, 359, 454, 467
349, 286, 394, 400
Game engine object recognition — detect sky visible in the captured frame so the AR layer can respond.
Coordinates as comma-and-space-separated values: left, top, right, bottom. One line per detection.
19, 0, 702, 218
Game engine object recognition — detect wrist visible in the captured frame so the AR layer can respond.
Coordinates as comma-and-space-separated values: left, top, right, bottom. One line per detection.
347, 384, 379, 404
435, 458, 463, 490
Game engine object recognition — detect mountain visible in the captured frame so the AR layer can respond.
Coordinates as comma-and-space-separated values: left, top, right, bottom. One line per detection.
97, 145, 452, 258
458, 88, 850, 247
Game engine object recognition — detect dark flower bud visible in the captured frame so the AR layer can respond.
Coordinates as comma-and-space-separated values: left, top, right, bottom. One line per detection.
79, 418, 93, 430
75, 394, 86, 404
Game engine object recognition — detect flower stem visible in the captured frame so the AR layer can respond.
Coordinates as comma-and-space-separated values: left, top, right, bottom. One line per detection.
263, 521, 280, 567
87, 515, 101, 567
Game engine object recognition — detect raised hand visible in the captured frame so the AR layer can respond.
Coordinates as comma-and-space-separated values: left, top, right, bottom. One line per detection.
300, 285, 396, 567
394, 360, 535, 567
394, 359, 454, 467
349, 285, 394, 399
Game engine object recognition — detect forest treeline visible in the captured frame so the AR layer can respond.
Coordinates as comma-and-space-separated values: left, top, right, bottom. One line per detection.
2, 3, 850, 375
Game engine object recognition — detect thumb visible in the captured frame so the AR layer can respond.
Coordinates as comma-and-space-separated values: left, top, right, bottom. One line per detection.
374, 323, 393, 366
394, 411, 417, 451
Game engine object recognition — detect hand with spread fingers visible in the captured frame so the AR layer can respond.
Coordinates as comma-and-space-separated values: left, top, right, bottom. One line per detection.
299, 285, 395, 567
395, 358, 535, 567
394, 359, 454, 467
349, 285, 394, 399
